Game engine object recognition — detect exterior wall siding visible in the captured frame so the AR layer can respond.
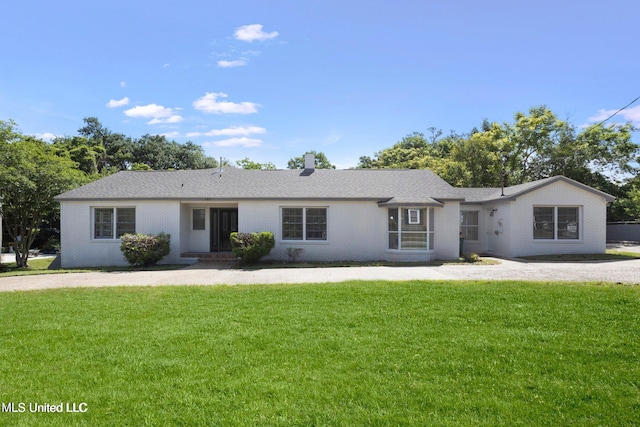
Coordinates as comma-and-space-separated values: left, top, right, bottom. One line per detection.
60, 200, 182, 268
434, 202, 461, 259
509, 181, 607, 256
238, 200, 388, 262
485, 202, 512, 257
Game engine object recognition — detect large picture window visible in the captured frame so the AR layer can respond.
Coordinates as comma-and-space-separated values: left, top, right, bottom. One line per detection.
282, 207, 327, 241
460, 211, 479, 240
388, 208, 434, 250
94, 207, 136, 239
533, 206, 579, 240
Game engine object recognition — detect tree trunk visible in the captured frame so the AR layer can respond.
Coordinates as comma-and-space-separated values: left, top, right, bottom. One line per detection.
14, 239, 30, 268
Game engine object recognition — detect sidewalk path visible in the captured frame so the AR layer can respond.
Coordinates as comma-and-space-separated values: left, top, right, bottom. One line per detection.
1, 257, 638, 292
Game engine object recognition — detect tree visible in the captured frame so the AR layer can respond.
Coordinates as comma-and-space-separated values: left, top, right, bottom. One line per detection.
78, 117, 134, 172
236, 157, 276, 170
609, 175, 640, 221
287, 151, 335, 169
0, 121, 85, 267
358, 131, 461, 170
73, 117, 218, 172
52, 135, 106, 175
361, 106, 639, 191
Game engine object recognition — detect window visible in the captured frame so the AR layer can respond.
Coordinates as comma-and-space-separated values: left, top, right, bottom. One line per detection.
388, 208, 434, 250
460, 211, 479, 240
192, 208, 206, 231
282, 207, 327, 241
558, 207, 579, 240
94, 207, 135, 239
408, 209, 421, 224
533, 206, 579, 240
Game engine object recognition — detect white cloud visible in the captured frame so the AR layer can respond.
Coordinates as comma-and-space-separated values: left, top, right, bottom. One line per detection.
193, 92, 260, 114
588, 105, 640, 126
124, 103, 183, 124
234, 24, 279, 42
106, 97, 130, 108
162, 131, 181, 139
205, 137, 263, 147
217, 59, 248, 68
35, 132, 58, 141
120, 81, 127, 88
188, 126, 266, 138
148, 115, 183, 125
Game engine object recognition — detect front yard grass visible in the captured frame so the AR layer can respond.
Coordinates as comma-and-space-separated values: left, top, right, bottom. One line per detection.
1, 281, 638, 426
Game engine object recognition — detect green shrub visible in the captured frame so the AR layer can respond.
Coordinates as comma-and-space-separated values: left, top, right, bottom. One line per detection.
463, 252, 480, 263
120, 232, 171, 267
230, 232, 275, 264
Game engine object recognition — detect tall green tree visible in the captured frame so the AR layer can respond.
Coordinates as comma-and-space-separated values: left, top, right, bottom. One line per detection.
52, 135, 106, 175
236, 157, 276, 170
287, 151, 335, 169
0, 121, 85, 267
362, 106, 638, 190
78, 117, 134, 172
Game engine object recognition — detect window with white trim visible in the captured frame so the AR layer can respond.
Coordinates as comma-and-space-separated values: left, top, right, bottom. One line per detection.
533, 206, 579, 240
408, 209, 421, 224
388, 207, 434, 250
460, 211, 479, 240
94, 207, 135, 239
282, 207, 327, 241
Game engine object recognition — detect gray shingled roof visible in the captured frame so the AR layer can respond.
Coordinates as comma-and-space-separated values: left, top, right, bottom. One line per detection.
460, 175, 615, 203
55, 167, 463, 204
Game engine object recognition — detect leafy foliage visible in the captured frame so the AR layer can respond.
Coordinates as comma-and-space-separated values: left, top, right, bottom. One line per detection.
236, 157, 276, 170
0, 120, 86, 267
120, 232, 171, 267
230, 232, 275, 264
359, 106, 639, 219
54, 117, 219, 174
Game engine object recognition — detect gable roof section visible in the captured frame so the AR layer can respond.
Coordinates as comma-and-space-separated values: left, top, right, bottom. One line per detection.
55, 167, 462, 205
460, 175, 615, 204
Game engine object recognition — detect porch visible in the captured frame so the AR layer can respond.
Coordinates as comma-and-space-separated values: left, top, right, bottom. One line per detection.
180, 202, 238, 256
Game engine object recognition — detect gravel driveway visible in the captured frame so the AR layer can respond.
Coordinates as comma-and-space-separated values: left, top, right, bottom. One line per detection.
1, 255, 638, 292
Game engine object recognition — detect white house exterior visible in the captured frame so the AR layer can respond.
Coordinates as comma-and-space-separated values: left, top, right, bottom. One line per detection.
458, 176, 615, 258
54, 165, 614, 268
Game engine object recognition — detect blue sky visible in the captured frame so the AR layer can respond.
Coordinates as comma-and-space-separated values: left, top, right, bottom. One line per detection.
2, 0, 639, 169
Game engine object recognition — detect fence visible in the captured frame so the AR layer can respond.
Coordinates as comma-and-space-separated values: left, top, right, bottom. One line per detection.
607, 222, 640, 242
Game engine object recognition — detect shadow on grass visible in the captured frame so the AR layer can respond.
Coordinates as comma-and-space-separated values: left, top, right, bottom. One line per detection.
516, 251, 640, 263
230, 257, 500, 271
0, 257, 189, 278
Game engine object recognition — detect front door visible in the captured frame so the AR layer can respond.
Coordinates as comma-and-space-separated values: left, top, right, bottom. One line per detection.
210, 208, 238, 252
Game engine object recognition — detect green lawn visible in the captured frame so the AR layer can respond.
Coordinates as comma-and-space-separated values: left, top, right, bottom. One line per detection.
0, 281, 638, 426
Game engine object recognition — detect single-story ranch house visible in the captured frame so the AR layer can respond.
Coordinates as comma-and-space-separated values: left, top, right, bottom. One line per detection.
54, 156, 615, 268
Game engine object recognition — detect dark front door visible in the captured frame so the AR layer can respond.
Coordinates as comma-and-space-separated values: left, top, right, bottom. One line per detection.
210, 208, 238, 252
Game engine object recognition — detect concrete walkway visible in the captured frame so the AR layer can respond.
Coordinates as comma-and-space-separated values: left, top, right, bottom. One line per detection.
1, 255, 639, 292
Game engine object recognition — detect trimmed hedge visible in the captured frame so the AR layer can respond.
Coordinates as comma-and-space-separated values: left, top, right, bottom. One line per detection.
230, 232, 275, 264
120, 232, 171, 267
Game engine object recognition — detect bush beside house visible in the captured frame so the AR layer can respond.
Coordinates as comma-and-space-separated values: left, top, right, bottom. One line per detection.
120, 233, 171, 267
230, 232, 275, 264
